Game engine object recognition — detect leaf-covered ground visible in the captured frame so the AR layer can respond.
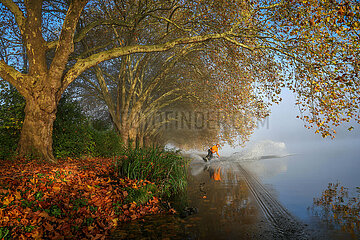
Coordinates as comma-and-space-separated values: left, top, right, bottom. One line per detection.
0, 157, 165, 239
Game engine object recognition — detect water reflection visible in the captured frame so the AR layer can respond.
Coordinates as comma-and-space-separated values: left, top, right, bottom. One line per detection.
208, 165, 221, 181
111, 139, 360, 239
312, 182, 360, 239
110, 214, 189, 240
176, 160, 264, 239
111, 160, 266, 240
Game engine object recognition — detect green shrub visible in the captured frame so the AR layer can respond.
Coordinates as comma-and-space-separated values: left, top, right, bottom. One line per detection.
53, 95, 94, 158
90, 129, 123, 157
91, 119, 111, 132
0, 82, 25, 159
53, 95, 123, 158
0, 84, 123, 159
118, 147, 188, 197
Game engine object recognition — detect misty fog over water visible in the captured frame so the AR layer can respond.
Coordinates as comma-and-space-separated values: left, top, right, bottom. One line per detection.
239, 139, 360, 221
223, 89, 360, 222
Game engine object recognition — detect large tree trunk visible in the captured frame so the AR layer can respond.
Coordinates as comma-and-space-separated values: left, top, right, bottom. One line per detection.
137, 132, 144, 148
1, 0, 87, 162
119, 122, 130, 147
17, 92, 57, 162
128, 127, 137, 147
117, 119, 139, 148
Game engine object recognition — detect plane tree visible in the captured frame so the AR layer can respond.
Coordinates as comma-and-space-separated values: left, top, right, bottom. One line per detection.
0, 0, 359, 162
279, 0, 360, 137
75, 40, 274, 148
73, 0, 279, 147
72, 1, 210, 146
0, 0, 232, 161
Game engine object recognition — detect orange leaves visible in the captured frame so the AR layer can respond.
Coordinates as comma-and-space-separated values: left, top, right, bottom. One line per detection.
38, 211, 50, 219
0, 157, 163, 239
314, 182, 360, 235
29, 177, 37, 185
52, 184, 61, 192
148, 196, 159, 204
44, 222, 54, 231
168, 208, 177, 214
30, 229, 42, 240
92, 196, 104, 207
2, 195, 14, 205
14, 191, 21, 200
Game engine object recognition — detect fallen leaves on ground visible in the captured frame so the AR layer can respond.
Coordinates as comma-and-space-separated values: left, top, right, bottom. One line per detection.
0, 157, 163, 239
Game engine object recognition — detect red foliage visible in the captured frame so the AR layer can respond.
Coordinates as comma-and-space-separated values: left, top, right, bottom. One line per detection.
0, 157, 163, 239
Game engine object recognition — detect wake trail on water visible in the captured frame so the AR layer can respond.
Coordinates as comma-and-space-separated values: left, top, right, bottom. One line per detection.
184, 141, 308, 239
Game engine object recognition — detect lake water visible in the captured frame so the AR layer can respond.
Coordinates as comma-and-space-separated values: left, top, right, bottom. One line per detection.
184, 138, 360, 238
112, 138, 360, 239
239, 138, 360, 222
112, 88, 360, 238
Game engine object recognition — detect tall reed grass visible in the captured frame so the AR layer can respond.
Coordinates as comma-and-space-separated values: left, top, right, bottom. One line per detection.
116, 147, 188, 197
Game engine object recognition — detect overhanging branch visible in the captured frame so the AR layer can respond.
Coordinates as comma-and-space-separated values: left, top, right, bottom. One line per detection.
0, 0, 26, 37
46, 19, 132, 50
0, 60, 29, 96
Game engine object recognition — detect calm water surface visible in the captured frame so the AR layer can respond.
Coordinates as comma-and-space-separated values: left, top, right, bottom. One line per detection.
112, 138, 360, 239
242, 138, 360, 221
112, 160, 269, 239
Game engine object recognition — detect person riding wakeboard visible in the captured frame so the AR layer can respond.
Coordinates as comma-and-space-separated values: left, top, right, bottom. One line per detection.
203, 144, 220, 162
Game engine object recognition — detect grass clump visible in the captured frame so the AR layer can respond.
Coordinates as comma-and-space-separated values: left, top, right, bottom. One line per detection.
125, 183, 158, 205
0, 227, 11, 240
117, 147, 188, 197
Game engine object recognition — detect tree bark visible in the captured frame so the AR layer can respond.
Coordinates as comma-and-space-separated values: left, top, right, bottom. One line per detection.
118, 121, 139, 148
137, 130, 145, 148
128, 127, 137, 146
0, 0, 87, 162
17, 91, 57, 162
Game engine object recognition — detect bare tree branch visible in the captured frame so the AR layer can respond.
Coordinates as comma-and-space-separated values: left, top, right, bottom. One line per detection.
0, 0, 26, 36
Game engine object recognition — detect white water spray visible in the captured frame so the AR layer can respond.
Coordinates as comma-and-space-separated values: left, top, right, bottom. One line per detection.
230, 140, 288, 161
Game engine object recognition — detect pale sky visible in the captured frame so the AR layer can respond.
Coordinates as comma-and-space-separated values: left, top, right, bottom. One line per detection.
221, 88, 360, 156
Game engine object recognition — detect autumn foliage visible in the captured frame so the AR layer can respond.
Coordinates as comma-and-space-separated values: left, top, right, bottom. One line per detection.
313, 182, 360, 238
0, 157, 166, 239
1, 0, 359, 161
